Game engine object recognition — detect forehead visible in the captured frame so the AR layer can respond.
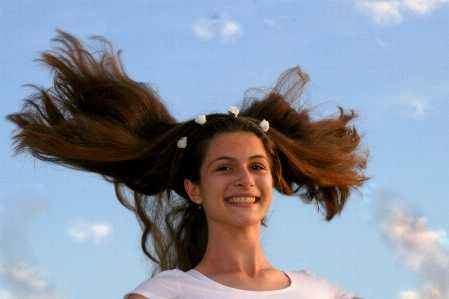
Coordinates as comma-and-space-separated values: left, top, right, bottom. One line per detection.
204, 132, 268, 161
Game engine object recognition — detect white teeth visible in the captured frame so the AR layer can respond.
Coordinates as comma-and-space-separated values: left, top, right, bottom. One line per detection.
227, 197, 256, 204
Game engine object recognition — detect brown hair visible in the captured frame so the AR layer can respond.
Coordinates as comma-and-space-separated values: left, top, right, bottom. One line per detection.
7, 31, 368, 274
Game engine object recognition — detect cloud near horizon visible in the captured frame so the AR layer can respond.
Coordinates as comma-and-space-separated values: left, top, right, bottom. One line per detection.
357, 0, 449, 25
192, 13, 243, 42
0, 196, 64, 299
378, 195, 449, 299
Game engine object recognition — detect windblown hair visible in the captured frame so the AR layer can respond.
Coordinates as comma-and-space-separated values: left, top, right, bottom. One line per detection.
7, 31, 368, 274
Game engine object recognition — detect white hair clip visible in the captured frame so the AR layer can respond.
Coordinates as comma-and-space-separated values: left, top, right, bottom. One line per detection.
195, 115, 206, 125
177, 137, 187, 148
259, 119, 269, 132
227, 106, 239, 117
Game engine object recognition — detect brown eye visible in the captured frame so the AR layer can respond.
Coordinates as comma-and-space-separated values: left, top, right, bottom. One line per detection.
250, 165, 264, 170
217, 166, 231, 171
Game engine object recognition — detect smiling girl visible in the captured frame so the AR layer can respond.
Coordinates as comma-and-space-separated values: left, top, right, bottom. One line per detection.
8, 31, 368, 299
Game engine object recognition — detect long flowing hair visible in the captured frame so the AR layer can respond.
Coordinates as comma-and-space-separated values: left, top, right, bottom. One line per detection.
7, 31, 368, 274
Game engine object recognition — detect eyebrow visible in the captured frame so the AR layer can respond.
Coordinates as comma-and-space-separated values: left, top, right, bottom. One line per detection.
206, 155, 269, 169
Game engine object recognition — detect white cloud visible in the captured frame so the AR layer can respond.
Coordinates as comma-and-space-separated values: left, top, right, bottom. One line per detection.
0, 290, 13, 299
387, 96, 429, 118
357, 0, 449, 25
400, 290, 420, 299
357, 1, 403, 25
401, 285, 449, 299
5, 263, 47, 290
402, 0, 448, 15
0, 260, 63, 299
410, 99, 428, 117
221, 20, 243, 42
67, 220, 112, 245
192, 16, 216, 40
378, 198, 449, 299
192, 14, 243, 43
0, 195, 64, 299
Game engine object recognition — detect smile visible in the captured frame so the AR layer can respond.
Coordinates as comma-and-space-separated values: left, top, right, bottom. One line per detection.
227, 197, 258, 204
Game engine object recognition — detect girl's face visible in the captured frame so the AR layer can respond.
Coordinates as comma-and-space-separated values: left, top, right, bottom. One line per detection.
185, 132, 273, 228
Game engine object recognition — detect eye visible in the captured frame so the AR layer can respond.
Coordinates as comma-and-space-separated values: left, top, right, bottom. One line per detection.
217, 165, 232, 171
250, 164, 265, 171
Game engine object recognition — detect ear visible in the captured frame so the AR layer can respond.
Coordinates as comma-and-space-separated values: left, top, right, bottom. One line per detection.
184, 178, 202, 204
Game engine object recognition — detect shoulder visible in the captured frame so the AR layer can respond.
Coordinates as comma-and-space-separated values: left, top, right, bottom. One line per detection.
125, 269, 184, 299
287, 270, 355, 299
136, 269, 181, 288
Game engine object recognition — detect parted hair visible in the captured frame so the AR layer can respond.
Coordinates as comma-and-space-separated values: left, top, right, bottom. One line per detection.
7, 31, 368, 274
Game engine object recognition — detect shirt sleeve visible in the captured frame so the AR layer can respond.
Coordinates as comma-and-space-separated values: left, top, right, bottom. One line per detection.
293, 270, 355, 299
322, 273, 355, 299
123, 270, 180, 299
328, 280, 355, 299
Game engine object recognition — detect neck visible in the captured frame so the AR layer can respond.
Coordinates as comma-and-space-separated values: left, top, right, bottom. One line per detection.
195, 222, 273, 276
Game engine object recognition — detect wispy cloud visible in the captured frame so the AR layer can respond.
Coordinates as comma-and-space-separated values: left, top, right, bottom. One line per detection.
385, 95, 429, 118
0, 260, 62, 299
357, 0, 449, 25
410, 99, 428, 117
378, 196, 449, 299
192, 13, 243, 43
0, 195, 64, 299
376, 38, 387, 47
67, 220, 112, 245
262, 19, 276, 28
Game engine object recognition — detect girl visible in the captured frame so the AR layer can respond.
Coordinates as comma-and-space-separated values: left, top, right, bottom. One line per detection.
8, 31, 367, 299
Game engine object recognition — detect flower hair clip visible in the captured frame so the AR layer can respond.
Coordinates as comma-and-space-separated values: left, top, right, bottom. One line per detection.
195, 115, 206, 125
177, 137, 187, 148
227, 106, 239, 117
259, 119, 269, 132
177, 115, 205, 149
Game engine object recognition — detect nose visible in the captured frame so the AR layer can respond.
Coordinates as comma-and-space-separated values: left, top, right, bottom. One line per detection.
235, 168, 255, 188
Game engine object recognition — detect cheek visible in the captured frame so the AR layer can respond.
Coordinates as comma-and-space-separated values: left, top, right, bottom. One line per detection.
258, 175, 273, 195
265, 174, 274, 188
198, 178, 219, 200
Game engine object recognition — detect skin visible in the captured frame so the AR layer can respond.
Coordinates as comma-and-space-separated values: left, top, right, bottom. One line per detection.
127, 132, 359, 299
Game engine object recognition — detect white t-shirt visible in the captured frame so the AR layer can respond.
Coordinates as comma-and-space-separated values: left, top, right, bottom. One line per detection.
125, 269, 355, 299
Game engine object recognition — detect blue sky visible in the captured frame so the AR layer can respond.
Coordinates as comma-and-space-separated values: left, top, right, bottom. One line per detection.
1, 1, 448, 298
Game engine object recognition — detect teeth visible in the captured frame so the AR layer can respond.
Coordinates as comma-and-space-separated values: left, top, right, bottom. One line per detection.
227, 197, 256, 204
